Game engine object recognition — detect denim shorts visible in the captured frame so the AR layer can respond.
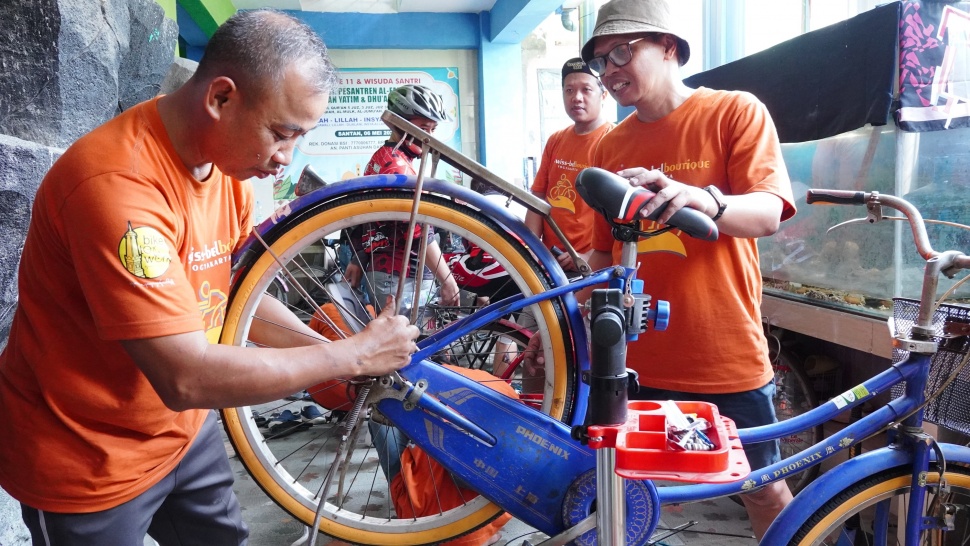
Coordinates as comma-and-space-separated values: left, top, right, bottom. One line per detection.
630, 381, 780, 470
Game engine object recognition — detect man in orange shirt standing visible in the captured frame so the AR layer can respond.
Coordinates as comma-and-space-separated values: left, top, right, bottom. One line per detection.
525, 57, 612, 272
582, 0, 797, 540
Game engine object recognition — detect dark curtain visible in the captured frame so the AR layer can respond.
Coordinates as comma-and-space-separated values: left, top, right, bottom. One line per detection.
684, 1, 900, 143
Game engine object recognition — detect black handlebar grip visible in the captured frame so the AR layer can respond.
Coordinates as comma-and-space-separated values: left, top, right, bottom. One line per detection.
576, 167, 718, 242
805, 189, 867, 206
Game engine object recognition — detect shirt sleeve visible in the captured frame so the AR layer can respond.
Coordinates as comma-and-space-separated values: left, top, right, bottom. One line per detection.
59, 173, 202, 340
724, 93, 797, 221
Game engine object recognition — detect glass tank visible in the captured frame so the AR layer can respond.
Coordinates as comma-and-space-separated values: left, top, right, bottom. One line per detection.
760, 125, 970, 317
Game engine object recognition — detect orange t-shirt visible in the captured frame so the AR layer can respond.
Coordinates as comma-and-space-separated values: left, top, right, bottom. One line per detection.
591, 88, 795, 394
530, 122, 612, 253
0, 97, 253, 512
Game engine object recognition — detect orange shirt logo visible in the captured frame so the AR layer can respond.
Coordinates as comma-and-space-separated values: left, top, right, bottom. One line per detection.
117, 223, 171, 279
198, 280, 228, 343
636, 220, 687, 257
548, 175, 578, 214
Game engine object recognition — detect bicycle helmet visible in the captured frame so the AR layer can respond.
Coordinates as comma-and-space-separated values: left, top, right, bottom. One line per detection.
387, 84, 450, 123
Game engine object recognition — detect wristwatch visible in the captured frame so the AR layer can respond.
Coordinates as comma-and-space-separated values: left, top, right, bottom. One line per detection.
702, 185, 727, 221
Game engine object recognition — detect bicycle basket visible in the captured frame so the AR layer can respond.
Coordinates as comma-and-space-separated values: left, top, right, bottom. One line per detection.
890, 298, 970, 435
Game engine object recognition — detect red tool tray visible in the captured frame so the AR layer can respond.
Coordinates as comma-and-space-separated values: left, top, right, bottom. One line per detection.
588, 400, 751, 483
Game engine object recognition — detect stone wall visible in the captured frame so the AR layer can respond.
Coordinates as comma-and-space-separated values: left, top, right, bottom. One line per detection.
0, 136, 61, 351
0, 0, 177, 148
0, 0, 178, 542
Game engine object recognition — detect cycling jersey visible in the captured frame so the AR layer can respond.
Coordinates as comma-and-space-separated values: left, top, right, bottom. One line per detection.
363, 141, 420, 176
348, 222, 434, 279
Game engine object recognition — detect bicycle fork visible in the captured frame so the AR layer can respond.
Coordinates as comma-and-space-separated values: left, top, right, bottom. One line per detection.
843, 425, 960, 546
904, 427, 956, 545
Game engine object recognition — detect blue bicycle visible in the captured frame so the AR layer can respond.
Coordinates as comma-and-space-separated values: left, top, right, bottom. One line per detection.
220, 113, 970, 545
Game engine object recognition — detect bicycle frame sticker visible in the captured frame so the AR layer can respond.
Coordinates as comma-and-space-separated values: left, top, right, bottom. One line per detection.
375, 361, 597, 535
832, 384, 871, 409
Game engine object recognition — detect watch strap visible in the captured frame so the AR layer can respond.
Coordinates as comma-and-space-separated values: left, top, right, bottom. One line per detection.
703, 185, 727, 221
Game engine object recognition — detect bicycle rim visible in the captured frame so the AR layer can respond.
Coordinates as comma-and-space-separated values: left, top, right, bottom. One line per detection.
220, 191, 576, 545
790, 464, 970, 545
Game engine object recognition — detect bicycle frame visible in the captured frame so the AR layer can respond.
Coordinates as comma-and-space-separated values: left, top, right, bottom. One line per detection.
763, 352, 970, 543
387, 269, 970, 542
236, 174, 617, 535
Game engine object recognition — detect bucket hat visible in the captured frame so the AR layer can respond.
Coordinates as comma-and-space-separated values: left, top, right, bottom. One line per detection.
580, 0, 690, 67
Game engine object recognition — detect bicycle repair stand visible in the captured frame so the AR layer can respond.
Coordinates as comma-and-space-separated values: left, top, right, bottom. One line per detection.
570, 256, 662, 546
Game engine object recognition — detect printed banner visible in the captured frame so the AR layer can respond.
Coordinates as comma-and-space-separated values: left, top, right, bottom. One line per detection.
897, 1, 970, 131
253, 67, 461, 218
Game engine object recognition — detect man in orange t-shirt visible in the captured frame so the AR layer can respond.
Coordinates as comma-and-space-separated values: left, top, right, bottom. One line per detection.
582, 0, 796, 540
526, 57, 613, 272
0, 10, 419, 546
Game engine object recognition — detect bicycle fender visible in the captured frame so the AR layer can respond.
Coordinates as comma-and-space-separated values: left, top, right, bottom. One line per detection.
234, 175, 553, 275
761, 442, 970, 544
232, 175, 592, 422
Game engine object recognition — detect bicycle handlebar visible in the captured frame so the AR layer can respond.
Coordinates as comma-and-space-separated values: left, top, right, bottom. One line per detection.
805, 189, 867, 207
808, 189, 970, 333
806, 189, 970, 269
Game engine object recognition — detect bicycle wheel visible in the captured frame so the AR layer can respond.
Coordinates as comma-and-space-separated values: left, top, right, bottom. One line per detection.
220, 190, 577, 545
790, 464, 970, 545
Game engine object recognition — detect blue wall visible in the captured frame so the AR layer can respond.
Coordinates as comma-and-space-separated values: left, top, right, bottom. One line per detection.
298, 12, 481, 49
175, 3, 565, 182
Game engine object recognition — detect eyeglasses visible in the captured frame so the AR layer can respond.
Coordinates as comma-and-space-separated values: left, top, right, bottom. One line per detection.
587, 37, 649, 76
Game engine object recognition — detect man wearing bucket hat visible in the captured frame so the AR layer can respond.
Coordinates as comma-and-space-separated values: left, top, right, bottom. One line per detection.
525, 57, 612, 272
582, 0, 798, 539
